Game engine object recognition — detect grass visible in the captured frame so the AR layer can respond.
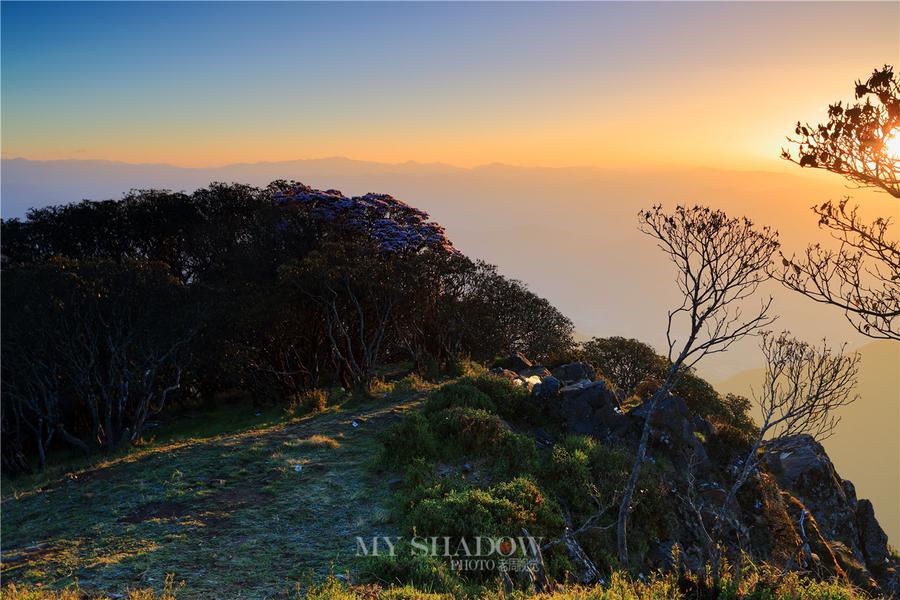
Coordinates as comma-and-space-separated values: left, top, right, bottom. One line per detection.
5, 570, 869, 600
1, 393, 424, 599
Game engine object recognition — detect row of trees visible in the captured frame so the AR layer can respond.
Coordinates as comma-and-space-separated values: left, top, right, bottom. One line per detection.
1, 182, 574, 473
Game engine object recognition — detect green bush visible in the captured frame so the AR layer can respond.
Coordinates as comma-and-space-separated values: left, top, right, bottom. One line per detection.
671, 374, 757, 437
578, 336, 668, 396
444, 357, 487, 380
360, 541, 465, 596
423, 383, 496, 415
407, 476, 563, 541
707, 420, 756, 469
465, 375, 535, 422
427, 407, 507, 454
393, 373, 430, 396
379, 414, 438, 467
542, 436, 597, 514
491, 431, 538, 476
540, 436, 675, 565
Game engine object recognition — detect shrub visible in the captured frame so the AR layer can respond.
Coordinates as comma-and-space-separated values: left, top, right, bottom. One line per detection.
491, 431, 538, 476
360, 542, 464, 596
465, 375, 535, 422
444, 357, 487, 380
427, 407, 507, 454
407, 476, 563, 540
706, 420, 756, 469
423, 382, 495, 415
542, 436, 596, 514
540, 437, 675, 564
285, 389, 329, 417
379, 414, 438, 467
393, 373, 430, 396
578, 337, 668, 396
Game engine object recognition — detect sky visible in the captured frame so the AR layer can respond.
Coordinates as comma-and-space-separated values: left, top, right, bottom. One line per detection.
2, 1, 898, 170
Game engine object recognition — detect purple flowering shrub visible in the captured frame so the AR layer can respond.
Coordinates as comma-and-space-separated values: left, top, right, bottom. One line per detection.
273, 184, 456, 254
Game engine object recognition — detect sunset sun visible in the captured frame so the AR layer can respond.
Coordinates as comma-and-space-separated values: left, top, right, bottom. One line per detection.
886, 130, 900, 159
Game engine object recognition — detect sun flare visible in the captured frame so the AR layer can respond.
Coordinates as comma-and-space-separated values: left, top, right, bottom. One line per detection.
886, 130, 900, 160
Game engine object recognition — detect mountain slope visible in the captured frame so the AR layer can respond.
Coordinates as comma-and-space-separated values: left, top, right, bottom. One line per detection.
1, 396, 420, 598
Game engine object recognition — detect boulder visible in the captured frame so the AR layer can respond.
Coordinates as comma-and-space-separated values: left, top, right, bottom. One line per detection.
561, 379, 618, 410
627, 395, 715, 471
489, 367, 519, 382
762, 434, 894, 590
551, 361, 596, 383
532, 375, 561, 398
519, 366, 552, 379
519, 375, 542, 392
631, 394, 689, 424
492, 352, 533, 373
762, 436, 860, 554
856, 499, 890, 568
552, 379, 624, 436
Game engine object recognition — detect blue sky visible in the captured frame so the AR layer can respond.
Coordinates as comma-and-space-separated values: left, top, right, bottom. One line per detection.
3, 1, 898, 168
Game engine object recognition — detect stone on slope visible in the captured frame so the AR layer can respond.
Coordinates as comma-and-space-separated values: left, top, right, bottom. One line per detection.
551, 361, 596, 384
519, 366, 552, 379
493, 352, 533, 373
489, 367, 520, 382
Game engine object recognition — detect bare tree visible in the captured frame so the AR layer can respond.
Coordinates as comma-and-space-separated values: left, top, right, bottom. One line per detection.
281, 247, 402, 393
616, 205, 779, 563
779, 199, 899, 340
719, 331, 859, 514
1, 259, 192, 461
782, 65, 898, 198
779, 65, 900, 340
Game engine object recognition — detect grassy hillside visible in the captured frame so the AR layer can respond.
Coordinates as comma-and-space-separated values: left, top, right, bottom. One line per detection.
1, 392, 423, 598
716, 340, 900, 544
3, 373, 883, 600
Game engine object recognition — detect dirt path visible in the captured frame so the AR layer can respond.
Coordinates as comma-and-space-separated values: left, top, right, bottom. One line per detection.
1, 397, 420, 599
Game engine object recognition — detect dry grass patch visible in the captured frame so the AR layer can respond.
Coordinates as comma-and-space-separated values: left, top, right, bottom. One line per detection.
299, 434, 342, 449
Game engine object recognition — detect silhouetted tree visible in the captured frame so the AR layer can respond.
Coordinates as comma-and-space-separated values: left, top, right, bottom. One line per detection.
616, 205, 779, 563
779, 66, 900, 340
579, 337, 667, 396
0, 180, 577, 469
782, 65, 898, 197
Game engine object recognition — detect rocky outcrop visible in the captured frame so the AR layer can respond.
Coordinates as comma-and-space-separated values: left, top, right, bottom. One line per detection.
551, 361, 596, 384
763, 435, 896, 596
857, 499, 890, 568
551, 379, 624, 437
532, 375, 561, 398
490, 353, 897, 596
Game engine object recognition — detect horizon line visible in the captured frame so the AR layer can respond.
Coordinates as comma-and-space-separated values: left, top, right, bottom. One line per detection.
1, 154, 800, 178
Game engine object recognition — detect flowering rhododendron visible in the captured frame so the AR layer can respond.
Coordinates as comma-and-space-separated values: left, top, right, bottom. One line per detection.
274, 184, 456, 254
